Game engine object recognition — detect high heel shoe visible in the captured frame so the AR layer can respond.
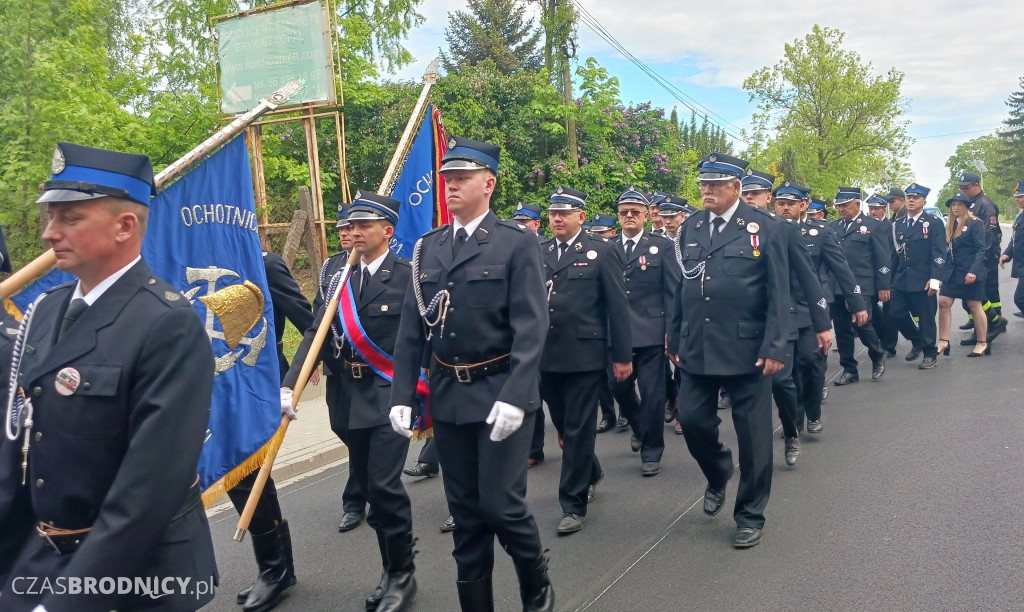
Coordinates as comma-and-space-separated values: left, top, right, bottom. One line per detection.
937, 339, 950, 356
967, 341, 990, 357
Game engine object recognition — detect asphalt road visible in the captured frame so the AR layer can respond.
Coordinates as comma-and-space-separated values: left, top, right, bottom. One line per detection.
205, 251, 1024, 612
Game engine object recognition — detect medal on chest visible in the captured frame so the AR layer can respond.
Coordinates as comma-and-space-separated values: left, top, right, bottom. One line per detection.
922, 221, 929, 238
747, 223, 761, 257
639, 255, 648, 270
55, 367, 81, 396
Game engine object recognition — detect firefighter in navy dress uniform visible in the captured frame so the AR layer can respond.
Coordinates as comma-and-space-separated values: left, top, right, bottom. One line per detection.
589, 213, 625, 434
999, 181, 1024, 317
539, 186, 632, 535
668, 153, 792, 549
937, 194, 989, 357
388, 137, 554, 611
0, 143, 217, 611
890, 183, 947, 370
284, 191, 417, 612
957, 172, 1006, 343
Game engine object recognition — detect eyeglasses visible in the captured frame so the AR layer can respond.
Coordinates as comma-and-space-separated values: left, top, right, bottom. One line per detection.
618, 209, 645, 217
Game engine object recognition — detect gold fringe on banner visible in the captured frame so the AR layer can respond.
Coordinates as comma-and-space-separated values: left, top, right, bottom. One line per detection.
411, 427, 433, 442
201, 420, 288, 508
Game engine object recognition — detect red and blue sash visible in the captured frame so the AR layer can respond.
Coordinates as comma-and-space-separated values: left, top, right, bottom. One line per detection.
337, 276, 432, 436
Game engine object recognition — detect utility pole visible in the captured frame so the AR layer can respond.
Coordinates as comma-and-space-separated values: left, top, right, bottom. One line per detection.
562, 39, 578, 170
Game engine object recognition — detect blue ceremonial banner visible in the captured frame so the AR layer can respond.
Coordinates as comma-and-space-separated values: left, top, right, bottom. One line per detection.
8, 268, 75, 316
389, 104, 437, 257
142, 136, 282, 502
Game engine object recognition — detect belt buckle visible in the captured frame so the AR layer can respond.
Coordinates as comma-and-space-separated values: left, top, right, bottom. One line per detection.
37, 525, 62, 556
454, 364, 472, 383
351, 363, 363, 379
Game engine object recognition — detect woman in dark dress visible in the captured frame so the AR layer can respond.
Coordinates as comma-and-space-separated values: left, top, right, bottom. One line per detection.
937, 195, 989, 356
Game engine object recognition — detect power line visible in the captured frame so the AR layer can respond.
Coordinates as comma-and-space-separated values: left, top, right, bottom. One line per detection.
915, 127, 1000, 140
569, 0, 749, 144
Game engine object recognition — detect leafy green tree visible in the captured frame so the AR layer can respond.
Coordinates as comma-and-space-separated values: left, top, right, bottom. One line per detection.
743, 25, 911, 200
679, 112, 731, 160
999, 75, 1024, 182
936, 134, 1015, 215
441, 0, 542, 75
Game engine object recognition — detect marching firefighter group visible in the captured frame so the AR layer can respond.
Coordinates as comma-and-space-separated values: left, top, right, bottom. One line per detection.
1, 137, 1024, 612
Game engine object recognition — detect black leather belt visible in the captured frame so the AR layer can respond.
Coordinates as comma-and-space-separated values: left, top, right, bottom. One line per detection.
434, 353, 511, 383
344, 359, 372, 380
37, 476, 202, 555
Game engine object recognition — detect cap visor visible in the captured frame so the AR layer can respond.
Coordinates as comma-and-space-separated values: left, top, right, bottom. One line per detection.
36, 189, 107, 205
439, 160, 490, 173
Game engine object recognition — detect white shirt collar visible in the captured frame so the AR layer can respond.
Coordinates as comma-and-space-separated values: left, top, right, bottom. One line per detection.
453, 210, 490, 238
709, 200, 741, 227
908, 211, 924, 223
72, 256, 142, 306
360, 249, 390, 277
558, 229, 583, 250
621, 229, 643, 247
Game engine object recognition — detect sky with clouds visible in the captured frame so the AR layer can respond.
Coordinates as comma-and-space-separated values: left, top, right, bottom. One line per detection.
387, 0, 1024, 198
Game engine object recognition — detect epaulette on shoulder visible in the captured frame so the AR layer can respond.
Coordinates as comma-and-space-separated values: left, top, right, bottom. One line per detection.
497, 219, 530, 233
141, 277, 187, 306
750, 206, 775, 218
807, 217, 828, 227
393, 256, 412, 268
424, 224, 450, 237
594, 235, 610, 243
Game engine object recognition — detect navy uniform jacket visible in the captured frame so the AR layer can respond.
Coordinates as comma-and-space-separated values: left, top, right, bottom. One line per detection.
771, 213, 831, 334
0, 259, 217, 611
285, 250, 410, 430
967, 192, 1002, 257
540, 232, 632, 372
942, 217, 987, 283
668, 201, 792, 375
313, 251, 351, 376
830, 214, 892, 296
1002, 210, 1024, 278
617, 230, 681, 348
892, 213, 948, 291
799, 218, 866, 313
264, 252, 314, 381
391, 211, 548, 423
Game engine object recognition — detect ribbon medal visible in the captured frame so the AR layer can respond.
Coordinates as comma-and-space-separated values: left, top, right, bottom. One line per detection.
751, 234, 761, 258
922, 221, 929, 238
639, 255, 648, 270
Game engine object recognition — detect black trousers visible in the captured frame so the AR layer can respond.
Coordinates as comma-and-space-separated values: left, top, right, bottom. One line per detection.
771, 339, 799, 439
530, 405, 546, 461
677, 370, 773, 528
1015, 277, 1024, 315
345, 425, 413, 538
417, 436, 438, 467
665, 359, 679, 402
831, 297, 884, 375
433, 414, 543, 581
793, 326, 827, 422
872, 299, 888, 349
891, 289, 937, 357
612, 345, 667, 463
540, 370, 604, 516
228, 471, 283, 536
327, 375, 367, 514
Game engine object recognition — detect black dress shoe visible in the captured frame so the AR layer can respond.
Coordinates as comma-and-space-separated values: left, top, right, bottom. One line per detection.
807, 420, 822, 434
733, 527, 763, 548
595, 419, 613, 433
403, 462, 439, 478
703, 486, 726, 516
987, 316, 1008, 342
959, 320, 975, 330
615, 417, 630, 432
440, 515, 455, 533
834, 371, 858, 386
557, 513, 586, 534
784, 437, 800, 466
641, 461, 661, 476
871, 355, 885, 380
338, 510, 365, 533
905, 346, 922, 360
918, 356, 937, 369
630, 435, 641, 452
960, 334, 977, 346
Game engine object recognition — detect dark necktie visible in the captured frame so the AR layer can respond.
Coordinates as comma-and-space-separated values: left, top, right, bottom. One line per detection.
360, 267, 371, 299
59, 298, 88, 340
558, 242, 569, 261
625, 240, 634, 260
453, 228, 468, 258
711, 217, 726, 245
845, 220, 853, 232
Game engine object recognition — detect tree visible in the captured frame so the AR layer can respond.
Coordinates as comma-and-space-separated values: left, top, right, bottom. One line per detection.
679, 112, 731, 160
743, 25, 911, 199
998, 75, 1024, 182
936, 134, 1014, 215
441, 0, 542, 75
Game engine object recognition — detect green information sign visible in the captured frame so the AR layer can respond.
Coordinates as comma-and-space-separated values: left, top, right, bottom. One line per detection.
215, 2, 335, 114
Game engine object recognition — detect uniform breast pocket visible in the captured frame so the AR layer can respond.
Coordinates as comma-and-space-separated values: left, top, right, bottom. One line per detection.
53, 363, 124, 438
636, 260, 661, 282
568, 266, 598, 281
682, 246, 703, 269
722, 245, 757, 275
850, 233, 870, 243
465, 264, 507, 308
417, 267, 443, 298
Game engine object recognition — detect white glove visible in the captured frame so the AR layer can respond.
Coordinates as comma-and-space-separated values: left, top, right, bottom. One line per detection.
389, 405, 413, 438
485, 401, 525, 442
280, 387, 296, 421
32, 606, 48, 612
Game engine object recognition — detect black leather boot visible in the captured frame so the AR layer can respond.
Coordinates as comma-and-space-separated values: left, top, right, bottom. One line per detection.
242, 520, 295, 612
364, 530, 389, 610
456, 575, 494, 612
376, 532, 417, 612
514, 551, 555, 612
